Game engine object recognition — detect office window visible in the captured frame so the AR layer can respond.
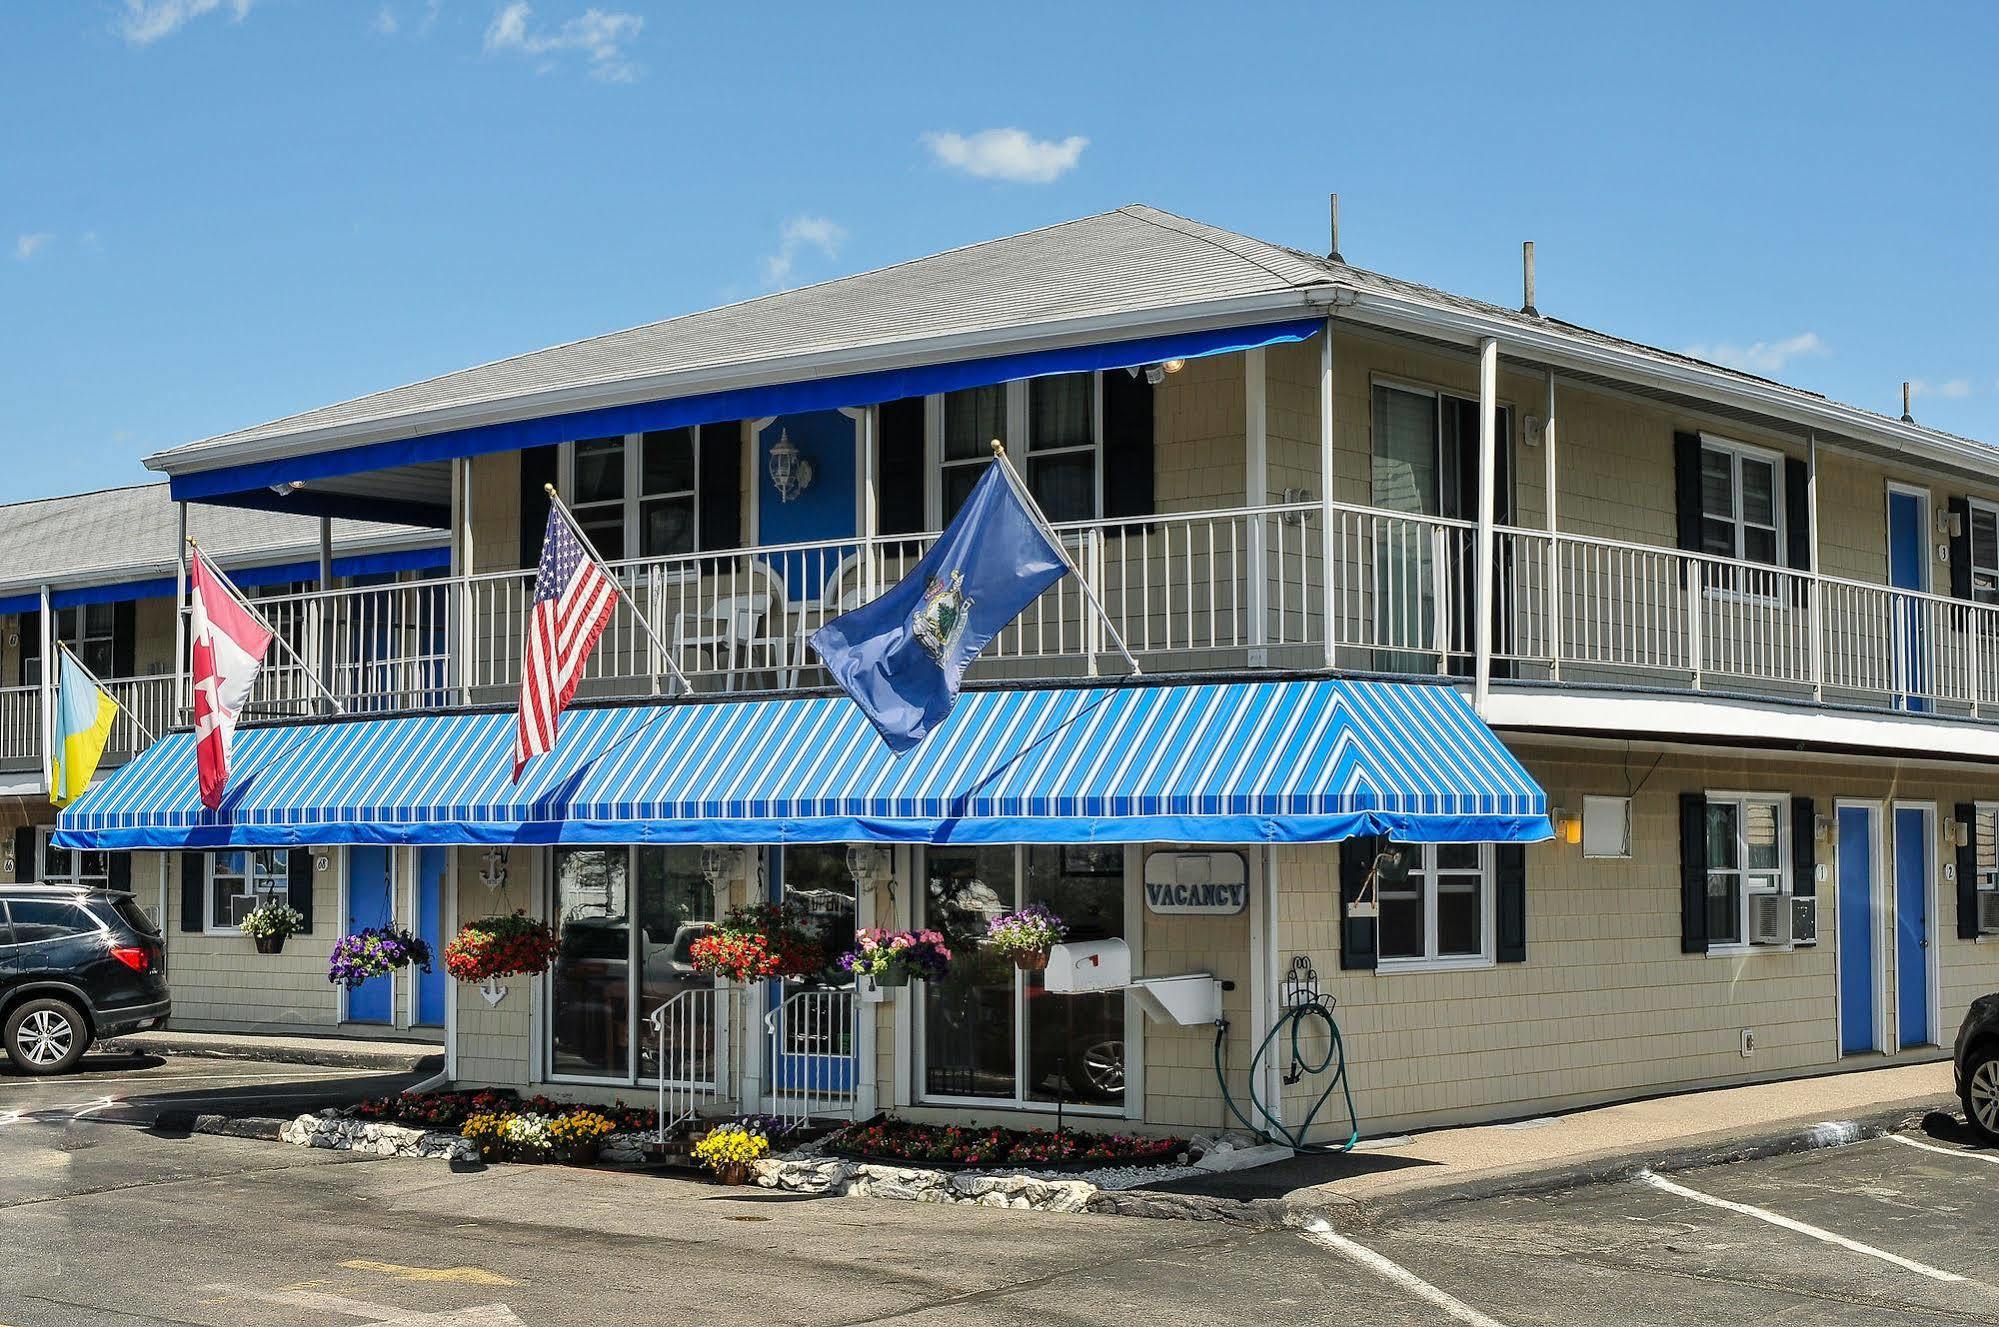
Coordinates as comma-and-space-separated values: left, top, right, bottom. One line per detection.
208, 849, 291, 933
1377, 842, 1493, 965
563, 430, 698, 563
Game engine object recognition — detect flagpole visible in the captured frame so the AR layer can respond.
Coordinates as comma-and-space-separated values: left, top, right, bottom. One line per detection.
188, 539, 348, 715
56, 641, 154, 744
541, 484, 694, 696
988, 441, 1141, 677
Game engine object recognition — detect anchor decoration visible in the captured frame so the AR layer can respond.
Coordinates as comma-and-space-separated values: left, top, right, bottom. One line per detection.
480, 977, 507, 1007
478, 847, 509, 892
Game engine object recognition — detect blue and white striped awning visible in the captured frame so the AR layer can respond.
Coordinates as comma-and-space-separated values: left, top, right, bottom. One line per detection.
55, 678, 1550, 850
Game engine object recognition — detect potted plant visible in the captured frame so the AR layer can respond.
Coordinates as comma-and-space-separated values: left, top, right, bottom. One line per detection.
985, 904, 1066, 971
327, 924, 433, 989
688, 903, 823, 983
240, 901, 306, 955
692, 1120, 771, 1185
547, 1109, 615, 1165
444, 912, 562, 983
839, 928, 951, 988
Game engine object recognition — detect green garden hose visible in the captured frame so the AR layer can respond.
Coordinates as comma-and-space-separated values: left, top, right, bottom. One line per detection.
1213, 995, 1361, 1154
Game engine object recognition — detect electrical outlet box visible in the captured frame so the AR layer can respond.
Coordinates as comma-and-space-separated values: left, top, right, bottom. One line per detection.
1740, 1028, 1757, 1058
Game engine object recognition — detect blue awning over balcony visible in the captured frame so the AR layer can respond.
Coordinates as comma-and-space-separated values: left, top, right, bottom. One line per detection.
55, 677, 1550, 850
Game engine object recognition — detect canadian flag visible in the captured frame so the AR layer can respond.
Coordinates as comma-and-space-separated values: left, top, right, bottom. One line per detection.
189, 548, 273, 809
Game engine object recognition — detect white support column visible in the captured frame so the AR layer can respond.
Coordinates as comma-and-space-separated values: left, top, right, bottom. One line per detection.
858, 405, 879, 599
1318, 318, 1337, 669
173, 502, 189, 723
444, 845, 459, 1084
317, 516, 335, 718
1807, 431, 1824, 700
1473, 337, 1499, 714
37, 583, 53, 791
451, 456, 474, 706
1246, 346, 1269, 651
1543, 369, 1561, 681
1254, 844, 1284, 1129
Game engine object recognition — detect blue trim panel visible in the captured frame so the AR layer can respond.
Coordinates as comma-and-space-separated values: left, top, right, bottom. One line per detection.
168, 320, 1323, 503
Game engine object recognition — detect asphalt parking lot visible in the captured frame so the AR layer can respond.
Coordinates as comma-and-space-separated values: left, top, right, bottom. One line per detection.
1, 1053, 1994, 1325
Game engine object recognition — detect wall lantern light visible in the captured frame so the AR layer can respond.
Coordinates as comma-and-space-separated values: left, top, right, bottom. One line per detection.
767, 429, 814, 503
701, 845, 742, 889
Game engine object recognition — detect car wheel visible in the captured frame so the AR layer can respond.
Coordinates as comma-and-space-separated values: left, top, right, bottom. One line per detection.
1964, 1044, 1999, 1145
4, 997, 90, 1075
1066, 1038, 1125, 1102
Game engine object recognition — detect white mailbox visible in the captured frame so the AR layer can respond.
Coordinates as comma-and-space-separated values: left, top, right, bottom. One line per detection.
1045, 939, 1131, 993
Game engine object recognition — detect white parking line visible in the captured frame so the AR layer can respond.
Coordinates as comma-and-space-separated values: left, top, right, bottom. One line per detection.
1887, 1134, 1999, 1166
1638, 1170, 1966, 1283
1300, 1219, 1512, 1327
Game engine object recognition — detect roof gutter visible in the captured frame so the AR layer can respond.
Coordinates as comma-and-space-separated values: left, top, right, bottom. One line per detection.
0, 526, 447, 602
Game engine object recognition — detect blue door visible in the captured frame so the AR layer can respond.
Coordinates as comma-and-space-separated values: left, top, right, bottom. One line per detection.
345, 846, 395, 1025
756, 412, 858, 604
1888, 489, 1929, 712
415, 847, 448, 1027
1836, 806, 1878, 1054
768, 846, 856, 1097
1893, 807, 1933, 1047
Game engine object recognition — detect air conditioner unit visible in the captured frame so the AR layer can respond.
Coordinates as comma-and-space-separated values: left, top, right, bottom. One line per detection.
1791, 896, 1817, 947
1748, 893, 1789, 946
1979, 891, 1999, 936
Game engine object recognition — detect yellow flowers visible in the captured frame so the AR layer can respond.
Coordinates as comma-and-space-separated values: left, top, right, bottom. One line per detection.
548, 1111, 614, 1149
693, 1122, 771, 1172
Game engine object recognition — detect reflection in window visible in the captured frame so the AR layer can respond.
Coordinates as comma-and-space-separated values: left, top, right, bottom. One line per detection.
209, 849, 288, 932
550, 847, 631, 1078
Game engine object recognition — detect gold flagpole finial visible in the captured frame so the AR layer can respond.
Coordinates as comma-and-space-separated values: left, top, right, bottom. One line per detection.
989, 438, 1006, 458
543, 482, 558, 497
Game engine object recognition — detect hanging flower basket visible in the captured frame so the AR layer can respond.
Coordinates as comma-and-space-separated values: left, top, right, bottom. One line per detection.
985, 905, 1066, 971
839, 929, 951, 987
444, 912, 562, 984
241, 902, 305, 956
688, 903, 823, 983
327, 925, 433, 989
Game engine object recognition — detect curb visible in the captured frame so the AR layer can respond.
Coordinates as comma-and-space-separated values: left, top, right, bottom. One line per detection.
98, 1034, 443, 1074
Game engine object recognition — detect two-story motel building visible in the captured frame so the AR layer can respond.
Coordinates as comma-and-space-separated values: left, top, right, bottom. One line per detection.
46, 205, 1999, 1140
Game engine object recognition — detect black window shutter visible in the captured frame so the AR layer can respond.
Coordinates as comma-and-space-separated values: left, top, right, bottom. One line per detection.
1101, 371, 1155, 521
112, 600, 137, 678
1496, 843, 1527, 963
1784, 457, 1811, 571
518, 444, 560, 568
1679, 792, 1709, 954
107, 852, 131, 894
13, 826, 36, 882
877, 398, 928, 536
1949, 496, 1974, 601
287, 848, 315, 934
1673, 432, 1704, 554
18, 609, 40, 686
1790, 796, 1815, 898
1338, 834, 1382, 971
1956, 801, 1980, 941
179, 851, 206, 933
697, 422, 743, 552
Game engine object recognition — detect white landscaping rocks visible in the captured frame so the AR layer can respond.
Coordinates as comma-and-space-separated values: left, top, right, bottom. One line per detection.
280, 1110, 479, 1162
751, 1156, 1100, 1213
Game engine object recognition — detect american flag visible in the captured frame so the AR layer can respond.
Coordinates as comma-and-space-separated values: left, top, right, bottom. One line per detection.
513, 505, 619, 780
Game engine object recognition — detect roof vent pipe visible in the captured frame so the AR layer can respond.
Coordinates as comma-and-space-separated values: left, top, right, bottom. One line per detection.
1327, 193, 1344, 264
1902, 381, 1915, 424
1521, 241, 1539, 317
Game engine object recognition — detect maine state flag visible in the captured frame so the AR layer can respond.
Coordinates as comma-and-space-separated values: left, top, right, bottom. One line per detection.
812, 459, 1068, 753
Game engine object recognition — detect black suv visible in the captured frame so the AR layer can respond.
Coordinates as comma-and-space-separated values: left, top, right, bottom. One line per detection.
2, 885, 169, 1074
1957, 994, 1999, 1144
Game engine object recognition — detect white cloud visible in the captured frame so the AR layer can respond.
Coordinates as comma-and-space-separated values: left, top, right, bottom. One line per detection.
1912, 377, 1977, 401
372, 5, 399, 34
921, 128, 1088, 184
116, 0, 254, 45
1682, 331, 1827, 376
484, 2, 643, 81
373, 2, 444, 37
14, 233, 52, 261
762, 216, 846, 289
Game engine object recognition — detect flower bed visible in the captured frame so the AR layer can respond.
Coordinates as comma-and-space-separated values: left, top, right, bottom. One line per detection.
823, 1118, 1188, 1171
345, 1088, 657, 1135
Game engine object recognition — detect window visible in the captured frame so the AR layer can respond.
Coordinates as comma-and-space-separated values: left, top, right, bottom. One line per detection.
939, 374, 1102, 526
1699, 440, 1783, 566
1705, 795, 1786, 946
39, 831, 108, 889
208, 849, 290, 933
1968, 501, 1999, 606
1376, 842, 1493, 965
1976, 805, 1999, 893
6, 899, 92, 945
547, 845, 717, 1082
918, 844, 1127, 1108
23, 602, 119, 686
562, 429, 699, 563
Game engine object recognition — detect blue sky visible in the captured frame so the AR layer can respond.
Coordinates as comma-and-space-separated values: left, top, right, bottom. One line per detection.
4, 1, 1996, 502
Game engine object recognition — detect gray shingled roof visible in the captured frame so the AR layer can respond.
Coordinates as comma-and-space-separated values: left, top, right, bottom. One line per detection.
147, 203, 1993, 472
0, 482, 435, 595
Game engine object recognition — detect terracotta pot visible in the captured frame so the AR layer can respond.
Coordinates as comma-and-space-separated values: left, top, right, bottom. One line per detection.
566, 1140, 602, 1167
1013, 950, 1049, 972
254, 933, 286, 955
716, 1160, 750, 1186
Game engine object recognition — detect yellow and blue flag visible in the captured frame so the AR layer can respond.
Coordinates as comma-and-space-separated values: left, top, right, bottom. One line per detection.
50, 646, 119, 807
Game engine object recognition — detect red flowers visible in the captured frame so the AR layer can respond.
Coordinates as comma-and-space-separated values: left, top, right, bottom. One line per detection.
687, 903, 823, 983
444, 912, 562, 983
827, 1118, 1188, 1169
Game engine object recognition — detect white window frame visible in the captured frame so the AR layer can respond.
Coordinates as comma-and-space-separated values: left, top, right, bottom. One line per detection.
1374, 841, 1497, 972
559, 429, 702, 564
1966, 498, 1999, 606
1697, 434, 1787, 568
1704, 791, 1790, 954
1975, 802, 1999, 895
911, 843, 1137, 1118
928, 375, 1105, 528
205, 849, 291, 936
35, 828, 108, 888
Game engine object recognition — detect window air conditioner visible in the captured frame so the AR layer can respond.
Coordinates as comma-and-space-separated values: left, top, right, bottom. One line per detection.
1748, 893, 1789, 946
1791, 896, 1817, 947
1980, 891, 1999, 936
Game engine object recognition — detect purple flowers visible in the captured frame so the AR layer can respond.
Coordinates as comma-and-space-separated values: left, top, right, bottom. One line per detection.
984, 905, 1066, 959
327, 925, 434, 989
838, 928, 952, 982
